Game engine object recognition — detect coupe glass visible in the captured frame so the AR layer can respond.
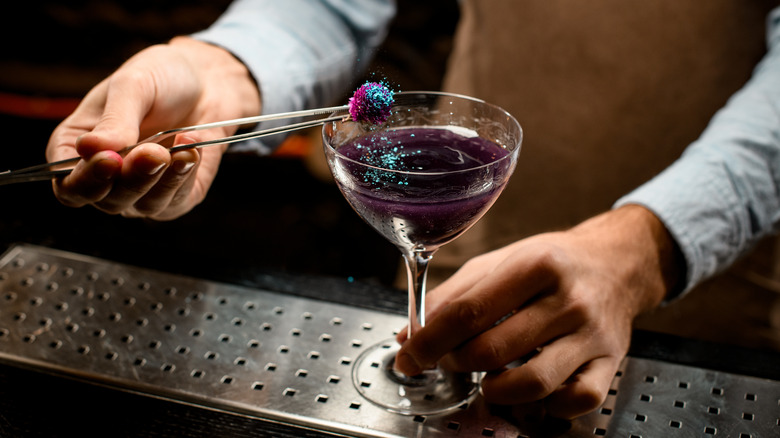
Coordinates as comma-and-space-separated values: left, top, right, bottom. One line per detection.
323, 91, 522, 415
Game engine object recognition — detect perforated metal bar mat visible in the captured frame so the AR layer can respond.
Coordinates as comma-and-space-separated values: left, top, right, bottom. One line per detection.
1, 244, 778, 437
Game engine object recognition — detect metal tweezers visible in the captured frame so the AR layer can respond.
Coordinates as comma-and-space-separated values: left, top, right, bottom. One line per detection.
0, 105, 349, 186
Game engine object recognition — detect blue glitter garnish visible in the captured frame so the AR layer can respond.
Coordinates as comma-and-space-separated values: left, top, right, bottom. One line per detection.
348, 81, 394, 125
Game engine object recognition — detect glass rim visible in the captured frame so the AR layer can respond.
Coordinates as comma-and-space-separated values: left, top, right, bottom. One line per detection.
323, 91, 522, 177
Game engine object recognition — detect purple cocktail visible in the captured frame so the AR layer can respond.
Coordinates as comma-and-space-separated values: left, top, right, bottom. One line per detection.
334, 126, 512, 252
323, 92, 522, 415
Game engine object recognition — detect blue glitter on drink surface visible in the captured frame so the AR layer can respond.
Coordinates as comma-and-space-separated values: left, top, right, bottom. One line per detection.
353, 137, 415, 186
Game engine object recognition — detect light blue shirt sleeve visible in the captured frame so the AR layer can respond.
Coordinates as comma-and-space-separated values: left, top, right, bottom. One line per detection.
190, 0, 396, 153
616, 7, 780, 295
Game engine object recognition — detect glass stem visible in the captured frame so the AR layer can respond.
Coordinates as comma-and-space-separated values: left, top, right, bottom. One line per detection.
402, 248, 435, 339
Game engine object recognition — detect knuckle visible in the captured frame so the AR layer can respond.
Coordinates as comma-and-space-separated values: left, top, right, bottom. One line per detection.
120, 210, 145, 219
470, 338, 511, 371
522, 364, 558, 399
546, 378, 607, 419
53, 180, 103, 208
549, 285, 601, 327
53, 192, 86, 209
569, 383, 606, 413
169, 189, 191, 207
94, 200, 131, 216
92, 202, 123, 216
446, 298, 490, 333
508, 241, 572, 288
560, 296, 592, 323
526, 241, 570, 270
132, 202, 164, 217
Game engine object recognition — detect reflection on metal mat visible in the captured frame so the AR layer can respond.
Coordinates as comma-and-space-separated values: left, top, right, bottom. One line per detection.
0, 244, 778, 437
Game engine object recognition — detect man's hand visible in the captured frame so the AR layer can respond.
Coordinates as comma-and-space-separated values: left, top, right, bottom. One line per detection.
46, 37, 260, 220
395, 205, 683, 419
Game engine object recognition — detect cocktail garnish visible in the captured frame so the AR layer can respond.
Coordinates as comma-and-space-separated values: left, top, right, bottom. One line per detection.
348, 81, 394, 125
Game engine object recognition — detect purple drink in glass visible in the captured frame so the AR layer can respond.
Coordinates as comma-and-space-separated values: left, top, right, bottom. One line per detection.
334, 126, 513, 253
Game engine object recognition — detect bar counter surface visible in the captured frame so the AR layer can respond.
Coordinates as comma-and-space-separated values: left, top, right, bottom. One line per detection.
1, 243, 779, 438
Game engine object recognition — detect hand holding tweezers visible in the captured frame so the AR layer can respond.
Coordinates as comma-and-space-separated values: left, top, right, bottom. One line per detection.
0, 105, 349, 186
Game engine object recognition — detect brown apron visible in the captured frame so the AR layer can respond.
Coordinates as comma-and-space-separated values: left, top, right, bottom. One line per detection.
431, 0, 780, 351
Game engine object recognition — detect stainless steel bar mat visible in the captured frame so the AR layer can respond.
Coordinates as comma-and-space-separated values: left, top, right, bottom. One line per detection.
1, 244, 778, 437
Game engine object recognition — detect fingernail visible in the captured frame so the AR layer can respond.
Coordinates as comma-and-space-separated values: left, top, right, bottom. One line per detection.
141, 156, 167, 175
395, 351, 422, 376
172, 160, 195, 175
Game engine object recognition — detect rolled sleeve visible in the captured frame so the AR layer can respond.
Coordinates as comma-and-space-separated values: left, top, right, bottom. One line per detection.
616, 6, 780, 294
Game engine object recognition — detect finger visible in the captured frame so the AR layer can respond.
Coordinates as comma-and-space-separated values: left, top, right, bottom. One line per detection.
74, 69, 162, 159
52, 150, 123, 207
132, 140, 200, 217
543, 356, 620, 419
91, 143, 170, 215
396, 263, 487, 344
395, 241, 538, 345
80, 73, 154, 153
439, 292, 581, 372
395, 244, 562, 376
424, 246, 515, 320
396, 247, 521, 344
479, 333, 600, 405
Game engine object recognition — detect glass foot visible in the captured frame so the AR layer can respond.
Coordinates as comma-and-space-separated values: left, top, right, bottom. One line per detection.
351, 338, 480, 415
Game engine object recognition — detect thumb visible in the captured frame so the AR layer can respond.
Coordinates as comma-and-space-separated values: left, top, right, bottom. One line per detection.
76, 73, 155, 157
